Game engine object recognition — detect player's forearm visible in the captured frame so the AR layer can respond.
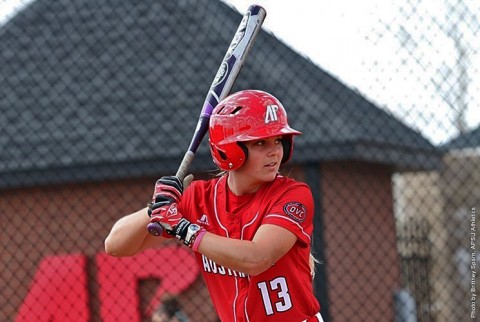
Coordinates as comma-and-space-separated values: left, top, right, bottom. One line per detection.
196, 233, 273, 276
105, 207, 160, 257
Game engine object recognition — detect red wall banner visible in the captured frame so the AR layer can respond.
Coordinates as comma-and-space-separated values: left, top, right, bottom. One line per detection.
15, 246, 199, 322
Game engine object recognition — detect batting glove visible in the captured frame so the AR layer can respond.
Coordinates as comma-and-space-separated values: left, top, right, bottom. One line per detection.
149, 202, 183, 231
147, 176, 184, 217
149, 204, 201, 247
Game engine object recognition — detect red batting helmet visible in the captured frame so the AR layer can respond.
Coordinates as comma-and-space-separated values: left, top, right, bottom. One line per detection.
209, 90, 301, 170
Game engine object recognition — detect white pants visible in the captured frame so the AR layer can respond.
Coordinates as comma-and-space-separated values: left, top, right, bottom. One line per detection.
301, 312, 324, 322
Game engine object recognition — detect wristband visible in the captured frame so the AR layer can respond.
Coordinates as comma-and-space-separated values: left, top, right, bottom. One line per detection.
192, 228, 207, 252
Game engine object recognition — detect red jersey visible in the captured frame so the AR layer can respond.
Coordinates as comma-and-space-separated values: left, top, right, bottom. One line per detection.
178, 174, 320, 322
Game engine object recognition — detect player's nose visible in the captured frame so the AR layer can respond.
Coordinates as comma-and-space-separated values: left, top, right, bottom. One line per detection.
266, 142, 282, 156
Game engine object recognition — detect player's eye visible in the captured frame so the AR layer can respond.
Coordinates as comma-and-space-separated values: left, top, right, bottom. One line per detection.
250, 136, 282, 147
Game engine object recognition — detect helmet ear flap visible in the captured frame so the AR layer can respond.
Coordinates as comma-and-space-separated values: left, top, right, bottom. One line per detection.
209, 141, 248, 170
217, 148, 228, 161
237, 142, 248, 162
210, 143, 228, 168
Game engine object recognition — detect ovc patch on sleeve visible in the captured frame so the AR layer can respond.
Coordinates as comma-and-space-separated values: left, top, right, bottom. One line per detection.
283, 202, 307, 222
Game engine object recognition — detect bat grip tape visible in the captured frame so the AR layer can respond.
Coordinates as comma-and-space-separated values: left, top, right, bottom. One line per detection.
176, 151, 195, 181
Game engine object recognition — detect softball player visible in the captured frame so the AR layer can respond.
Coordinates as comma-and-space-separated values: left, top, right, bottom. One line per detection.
105, 90, 323, 322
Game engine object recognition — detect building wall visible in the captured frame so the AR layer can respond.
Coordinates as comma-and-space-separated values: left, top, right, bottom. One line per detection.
321, 161, 401, 322
2, 162, 403, 321
393, 151, 480, 322
439, 152, 480, 321
1, 177, 217, 322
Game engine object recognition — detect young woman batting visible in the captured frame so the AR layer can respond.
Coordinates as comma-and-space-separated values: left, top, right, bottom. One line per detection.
105, 90, 323, 322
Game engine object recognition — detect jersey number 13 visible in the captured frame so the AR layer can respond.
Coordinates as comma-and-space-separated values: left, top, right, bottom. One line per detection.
257, 277, 292, 315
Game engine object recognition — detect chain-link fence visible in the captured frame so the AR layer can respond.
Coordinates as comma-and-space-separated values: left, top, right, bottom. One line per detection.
1, 0, 479, 321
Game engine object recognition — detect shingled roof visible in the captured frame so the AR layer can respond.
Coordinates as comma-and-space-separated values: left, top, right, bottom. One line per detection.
441, 125, 480, 151
0, 0, 441, 188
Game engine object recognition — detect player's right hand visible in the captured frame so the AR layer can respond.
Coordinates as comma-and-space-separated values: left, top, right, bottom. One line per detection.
147, 176, 183, 217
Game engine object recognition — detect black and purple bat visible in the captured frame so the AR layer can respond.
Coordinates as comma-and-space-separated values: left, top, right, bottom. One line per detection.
147, 5, 266, 236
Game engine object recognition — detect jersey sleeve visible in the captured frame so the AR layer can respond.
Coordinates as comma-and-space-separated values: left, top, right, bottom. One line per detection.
261, 182, 314, 247
177, 180, 200, 222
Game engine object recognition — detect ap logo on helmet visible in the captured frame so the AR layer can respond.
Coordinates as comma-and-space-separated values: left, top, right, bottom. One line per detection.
265, 104, 279, 124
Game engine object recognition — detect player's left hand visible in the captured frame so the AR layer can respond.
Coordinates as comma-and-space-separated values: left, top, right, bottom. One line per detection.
149, 203, 196, 245
149, 202, 183, 232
